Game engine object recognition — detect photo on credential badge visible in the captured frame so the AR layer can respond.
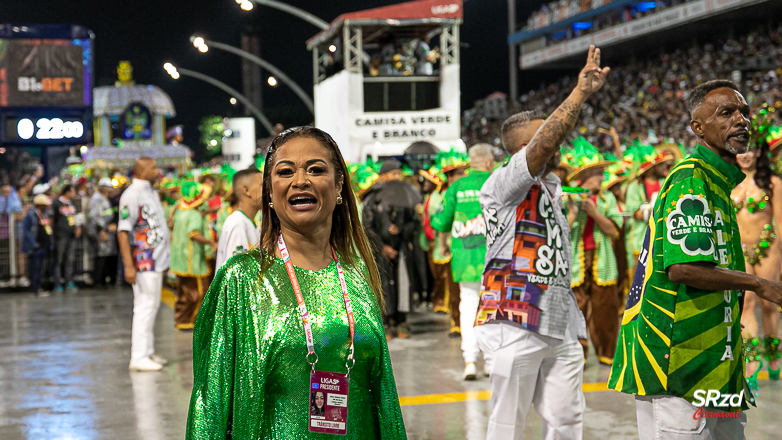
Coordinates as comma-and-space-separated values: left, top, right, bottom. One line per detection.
310, 390, 326, 418
309, 370, 349, 435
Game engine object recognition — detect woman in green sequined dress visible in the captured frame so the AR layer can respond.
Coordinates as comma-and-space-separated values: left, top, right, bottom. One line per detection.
187, 127, 407, 439
732, 138, 782, 388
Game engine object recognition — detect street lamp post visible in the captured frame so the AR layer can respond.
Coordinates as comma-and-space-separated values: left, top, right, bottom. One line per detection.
508, 0, 518, 101
247, 0, 328, 29
192, 37, 314, 114
164, 63, 274, 135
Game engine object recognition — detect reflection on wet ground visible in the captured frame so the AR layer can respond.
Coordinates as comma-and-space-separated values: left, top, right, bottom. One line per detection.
1, 288, 781, 439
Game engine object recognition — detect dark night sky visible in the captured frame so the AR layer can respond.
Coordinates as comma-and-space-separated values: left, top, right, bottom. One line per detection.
3, 0, 548, 158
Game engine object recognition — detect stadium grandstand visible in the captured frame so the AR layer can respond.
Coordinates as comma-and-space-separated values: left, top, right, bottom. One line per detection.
463, 0, 782, 150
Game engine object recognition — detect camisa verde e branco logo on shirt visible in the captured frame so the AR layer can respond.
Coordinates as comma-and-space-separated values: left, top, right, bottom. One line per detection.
666, 194, 716, 257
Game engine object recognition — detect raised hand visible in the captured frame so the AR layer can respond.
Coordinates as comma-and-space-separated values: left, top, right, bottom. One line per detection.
524, 45, 611, 177
576, 45, 610, 98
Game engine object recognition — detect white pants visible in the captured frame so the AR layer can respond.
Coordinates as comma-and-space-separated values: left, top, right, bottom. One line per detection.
460, 282, 482, 363
475, 324, 585, 440
131, 271, 163, 361
635, 395, 746, 440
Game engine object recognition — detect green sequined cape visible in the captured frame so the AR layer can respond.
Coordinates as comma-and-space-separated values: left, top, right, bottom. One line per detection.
186, 249, 407, 439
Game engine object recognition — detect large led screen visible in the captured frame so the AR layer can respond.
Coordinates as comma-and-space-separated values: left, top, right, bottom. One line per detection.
0, 38, 91, 107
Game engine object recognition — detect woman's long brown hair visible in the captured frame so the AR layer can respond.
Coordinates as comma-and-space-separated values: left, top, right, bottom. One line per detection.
258, 126, 384, 310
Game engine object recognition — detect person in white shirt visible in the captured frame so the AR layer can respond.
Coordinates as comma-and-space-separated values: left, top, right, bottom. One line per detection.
216, 168, 263, 268
118, 157, 171, 372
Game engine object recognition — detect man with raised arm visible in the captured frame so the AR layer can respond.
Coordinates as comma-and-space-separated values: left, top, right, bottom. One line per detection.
476, 46, 609, 440
609, 80, 782, 440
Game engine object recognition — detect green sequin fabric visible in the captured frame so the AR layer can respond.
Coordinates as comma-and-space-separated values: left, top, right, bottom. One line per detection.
187, 249, 407, 439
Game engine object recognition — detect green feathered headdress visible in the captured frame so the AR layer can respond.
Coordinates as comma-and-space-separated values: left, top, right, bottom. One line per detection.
768, 125, 782, 151
602, 153, 630, 190
751, 103, 782, 151
179, 181, 212, 210
562, 137, 614, 182
419, 165, 445, 190
220, 163, 237, 192
347, 159, 381, 199
436, 149, 469, 173
198, 168, 223, 192
623, 140, 673, 176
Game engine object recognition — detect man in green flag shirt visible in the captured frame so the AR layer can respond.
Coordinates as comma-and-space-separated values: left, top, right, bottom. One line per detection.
609, 80, 782, 440
431, 143, 494, 381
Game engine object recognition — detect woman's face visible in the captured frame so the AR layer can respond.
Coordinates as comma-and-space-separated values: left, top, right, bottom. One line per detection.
270, 138, 343, 232
315, 392, 325, 409
736, 149, 758, 171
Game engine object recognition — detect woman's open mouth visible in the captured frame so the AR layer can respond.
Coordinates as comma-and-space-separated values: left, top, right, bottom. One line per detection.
288, 193, 318, 211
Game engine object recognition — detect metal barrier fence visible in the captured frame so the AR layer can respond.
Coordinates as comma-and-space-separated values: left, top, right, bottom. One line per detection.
0, 211, 93, 289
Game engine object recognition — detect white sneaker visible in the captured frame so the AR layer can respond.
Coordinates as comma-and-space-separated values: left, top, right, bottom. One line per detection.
483, 363, 491, 377
18, 277, 30, 287
463, 362, 478, 381
150, 354, 169, 366
129, 357, 163, 372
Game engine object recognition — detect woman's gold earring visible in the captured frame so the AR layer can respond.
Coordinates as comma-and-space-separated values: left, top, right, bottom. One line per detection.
336, 195, 343, 205
269, 201, 274, 209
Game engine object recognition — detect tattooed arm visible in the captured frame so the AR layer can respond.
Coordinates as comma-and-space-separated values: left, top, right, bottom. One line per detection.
526, 45, 610, 177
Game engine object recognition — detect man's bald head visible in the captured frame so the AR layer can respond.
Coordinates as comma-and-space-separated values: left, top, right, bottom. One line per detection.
501, 111, 546, 155
133, 157, 160, 184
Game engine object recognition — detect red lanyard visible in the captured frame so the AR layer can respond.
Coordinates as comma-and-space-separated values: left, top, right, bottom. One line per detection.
277, 233, 356, 376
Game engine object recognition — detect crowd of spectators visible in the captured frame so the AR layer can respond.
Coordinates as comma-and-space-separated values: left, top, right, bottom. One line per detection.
365, 37, 440, 77
525, 0, 691, 41
463, 23, 782, 151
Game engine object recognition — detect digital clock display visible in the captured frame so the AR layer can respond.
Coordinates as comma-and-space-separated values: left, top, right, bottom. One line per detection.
3, 116, 87, 143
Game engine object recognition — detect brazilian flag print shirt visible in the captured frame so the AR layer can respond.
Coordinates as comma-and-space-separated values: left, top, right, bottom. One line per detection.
608, 144, 751, 409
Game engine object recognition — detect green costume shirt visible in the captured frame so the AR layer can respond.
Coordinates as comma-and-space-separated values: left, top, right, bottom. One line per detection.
609, 145, 752, 410
426, 190, 451, 263
163, 203, 174, 232
170, 208, 210, 277
569, 191, 623, 287
431, 170, 491, 283
187, 250, 407, 439
625, 178, 664, 258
